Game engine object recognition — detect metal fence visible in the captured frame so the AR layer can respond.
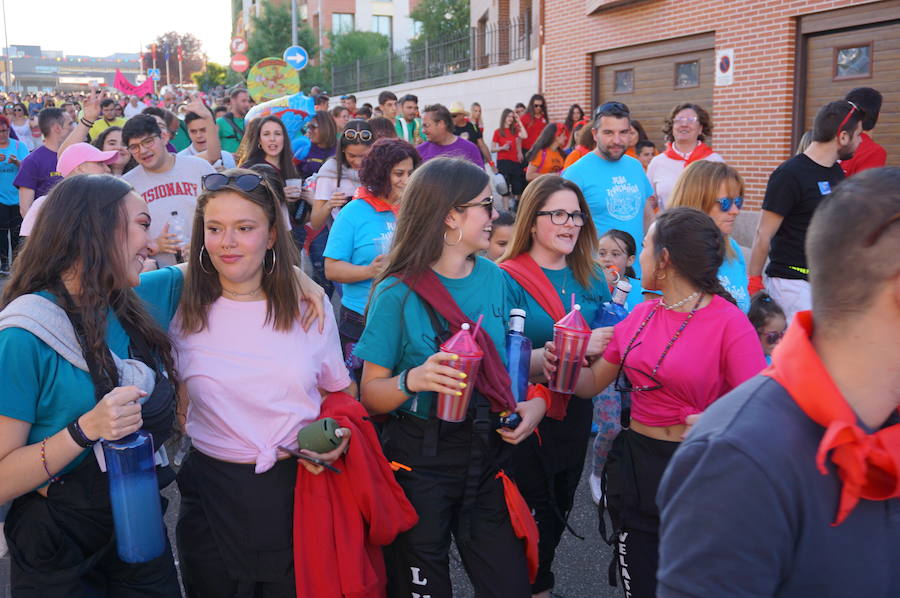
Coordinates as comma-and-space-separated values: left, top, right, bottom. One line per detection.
331, 18, 533, 95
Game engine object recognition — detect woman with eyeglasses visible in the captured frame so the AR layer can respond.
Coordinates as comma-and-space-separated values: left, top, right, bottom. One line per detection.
646, 103, 724, 211
544, 207, 765, 598
296, 111, 337, 180
308, 120, 374, 297
668, 160, 751, 312
10, 103, 37, 152
324, 138, 420, 385
524, 124, 567, 182
171, 168, 352, 596
497, 174, 611, 598
356, 157, 547, 598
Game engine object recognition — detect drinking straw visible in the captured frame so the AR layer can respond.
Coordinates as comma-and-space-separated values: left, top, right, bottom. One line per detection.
472, 314, 484, 339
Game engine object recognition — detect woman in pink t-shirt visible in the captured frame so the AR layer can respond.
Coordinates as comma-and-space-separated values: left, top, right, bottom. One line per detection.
545, 208, 765, 598
170, 168, 352, 597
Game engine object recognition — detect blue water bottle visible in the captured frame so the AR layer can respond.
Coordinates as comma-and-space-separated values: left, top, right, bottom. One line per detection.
593, 278, 632, 328
499, 309, 532, 429
103, 431, 166, 563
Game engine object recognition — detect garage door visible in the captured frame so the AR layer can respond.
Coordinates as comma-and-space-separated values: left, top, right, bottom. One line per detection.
804, 20, 900, 167
593, 35, 715, 150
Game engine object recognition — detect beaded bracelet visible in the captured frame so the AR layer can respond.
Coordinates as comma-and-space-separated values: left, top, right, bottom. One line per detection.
41, 437, 62, 485
80, 117, 95, 128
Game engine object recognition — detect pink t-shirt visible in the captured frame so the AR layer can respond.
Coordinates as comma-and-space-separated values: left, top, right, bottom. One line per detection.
602, 295, 765, 427
170, 297, 350, 473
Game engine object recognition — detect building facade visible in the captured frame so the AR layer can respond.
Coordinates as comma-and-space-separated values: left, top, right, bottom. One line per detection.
1, 45, 141, 92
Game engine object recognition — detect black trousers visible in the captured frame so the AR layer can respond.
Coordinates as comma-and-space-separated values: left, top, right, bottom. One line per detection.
337, 305, 365, 387
0, 202, 22, 268
380, 410, 531, 598
603, 429, 679, 598
176, 450, 296, 598
5, 456, 180, 598
508, 396, 593, 594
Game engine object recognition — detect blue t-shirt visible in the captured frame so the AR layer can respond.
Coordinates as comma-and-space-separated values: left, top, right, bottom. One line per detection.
623, 275, 646, 312
323, 198, 396, 315
0, 267, 183, 472
657, 376, 900, 598
354, 256, 523, 418
718, 238, 750, 313
563, 152, 652, 276
0, 139, 29, 205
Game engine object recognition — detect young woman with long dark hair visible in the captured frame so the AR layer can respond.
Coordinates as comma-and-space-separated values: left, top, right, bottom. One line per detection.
492, 108, 528, 208
356, 157, 547, 597
562, 104, 585, 148
93, 126, 135, 176
544, 208, 766, 598
497, 174, 611, 598
525, 123, 567, 182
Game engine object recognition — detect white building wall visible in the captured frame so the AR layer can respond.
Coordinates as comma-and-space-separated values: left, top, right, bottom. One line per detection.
355, 0, 415, 51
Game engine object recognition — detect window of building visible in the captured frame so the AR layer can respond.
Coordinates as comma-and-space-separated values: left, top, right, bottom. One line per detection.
411, 20, 423, 38
834, 44, 872, 80
674, 60, 699, 88
614, 69, 634, 93
373, 15, 392, 40
332, 13, 354, 34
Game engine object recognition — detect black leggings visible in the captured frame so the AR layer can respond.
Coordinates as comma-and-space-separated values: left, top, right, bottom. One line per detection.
0, 202, 22, 268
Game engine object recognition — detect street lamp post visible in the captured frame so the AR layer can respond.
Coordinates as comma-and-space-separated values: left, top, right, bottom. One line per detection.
291, 0, 298, 47
1, 0, 12, 91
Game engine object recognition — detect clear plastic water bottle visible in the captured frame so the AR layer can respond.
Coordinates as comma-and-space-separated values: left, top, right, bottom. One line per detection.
103, 431, 166, 563
593, 277, 632, 328
168, 210, 186, 263
499, 309, 532, 428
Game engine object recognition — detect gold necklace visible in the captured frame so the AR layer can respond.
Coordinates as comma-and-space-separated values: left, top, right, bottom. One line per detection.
221, 285, 262, 298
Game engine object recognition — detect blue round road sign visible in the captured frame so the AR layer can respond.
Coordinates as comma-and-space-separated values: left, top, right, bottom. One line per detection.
283, 46, 309, 71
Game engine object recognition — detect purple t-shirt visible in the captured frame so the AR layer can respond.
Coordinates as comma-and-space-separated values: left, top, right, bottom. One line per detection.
13, 145, 63, 197
416, 137, 483, 167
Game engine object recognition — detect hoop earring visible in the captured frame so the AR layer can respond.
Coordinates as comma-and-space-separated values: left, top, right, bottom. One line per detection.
443, 229, 463, 246
265, 248, 276, 275
198, 246, 212, 274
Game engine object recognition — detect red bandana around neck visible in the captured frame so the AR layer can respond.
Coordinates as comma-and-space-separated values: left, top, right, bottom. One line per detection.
663, 141, 714, 166
355, 186, 399, 215
764, 311, 900, 525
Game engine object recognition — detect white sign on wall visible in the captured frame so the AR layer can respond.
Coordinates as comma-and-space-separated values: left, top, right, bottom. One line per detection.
716, 49, 734, 86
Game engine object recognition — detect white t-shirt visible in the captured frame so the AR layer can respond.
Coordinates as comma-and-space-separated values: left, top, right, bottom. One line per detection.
646, 150, 724, 210
177, 144, 237, 170
123, 102, 144, 119
123, 155, 215, 267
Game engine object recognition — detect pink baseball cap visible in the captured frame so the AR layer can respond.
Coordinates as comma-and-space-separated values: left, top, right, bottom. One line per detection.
58, 142, 119, 176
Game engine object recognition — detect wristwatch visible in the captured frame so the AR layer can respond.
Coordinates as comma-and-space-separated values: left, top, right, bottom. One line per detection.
67, 417, 96, 448
398, 369, 414, 397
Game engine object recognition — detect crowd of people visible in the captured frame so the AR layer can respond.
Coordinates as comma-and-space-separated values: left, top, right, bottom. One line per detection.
0, 78, 897, 598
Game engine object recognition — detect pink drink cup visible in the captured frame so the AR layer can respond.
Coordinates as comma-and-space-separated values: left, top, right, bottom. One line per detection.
436, 354, 482, 422
549, 327, 591, 394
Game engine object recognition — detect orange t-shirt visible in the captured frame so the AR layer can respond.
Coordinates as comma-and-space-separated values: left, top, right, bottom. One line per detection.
529, 149, 564, 174
563, 146, 589, 170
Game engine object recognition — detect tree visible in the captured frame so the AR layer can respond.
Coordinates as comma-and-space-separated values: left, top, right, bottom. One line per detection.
410, 0, 469, 40
192, 62, 228, 91
142, 32, 206, 85
324, 32, 403, 94
246, 3, 319, 67
325, 31, 390, 67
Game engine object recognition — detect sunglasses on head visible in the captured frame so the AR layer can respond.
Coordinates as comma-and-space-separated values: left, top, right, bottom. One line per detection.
718, 196, 744, 211
343, 129, 372, 142
835, 100, 862, 137
202, 172, 263, 192
595, 101, 630, 117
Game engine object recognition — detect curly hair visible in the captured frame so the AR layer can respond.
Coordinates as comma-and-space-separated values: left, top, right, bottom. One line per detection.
358, 138, 421, 199
661, 103, 713, 143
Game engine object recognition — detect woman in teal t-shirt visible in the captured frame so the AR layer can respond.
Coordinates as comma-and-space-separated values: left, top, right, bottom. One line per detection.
355, 157, 546, 597
497, 174, 611, 597
0, 174, 183, 595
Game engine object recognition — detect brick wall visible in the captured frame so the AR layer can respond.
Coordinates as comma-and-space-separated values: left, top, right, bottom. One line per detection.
542, 0, 879, 209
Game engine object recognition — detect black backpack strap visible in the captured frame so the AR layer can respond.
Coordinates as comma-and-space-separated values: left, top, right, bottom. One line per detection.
419, 297, 450, 458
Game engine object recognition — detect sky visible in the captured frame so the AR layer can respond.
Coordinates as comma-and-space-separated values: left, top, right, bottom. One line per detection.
1, 0, 233, 64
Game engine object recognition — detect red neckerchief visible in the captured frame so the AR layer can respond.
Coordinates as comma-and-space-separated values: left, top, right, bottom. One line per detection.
399, 270, 516, 413
663, 141, 714, 165
355, 186, 399, 215
764, 311, 900, 525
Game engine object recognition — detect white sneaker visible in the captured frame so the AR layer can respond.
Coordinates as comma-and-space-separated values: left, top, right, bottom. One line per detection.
0, 522, 8, 558
589, 473, 604, 506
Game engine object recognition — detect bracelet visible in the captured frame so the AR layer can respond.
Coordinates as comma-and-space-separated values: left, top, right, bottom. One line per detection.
41, 438, 63, 485
80, 117, 95, 127
67, 417, 95, 448
398, 369, 414, 396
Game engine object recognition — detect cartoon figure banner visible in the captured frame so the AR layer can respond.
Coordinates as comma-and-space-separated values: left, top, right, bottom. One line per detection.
247, 58, 300, 103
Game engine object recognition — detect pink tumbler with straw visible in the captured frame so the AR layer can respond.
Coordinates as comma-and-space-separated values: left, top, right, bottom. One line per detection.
436, 323, 484, 422
549, 304, 592, 394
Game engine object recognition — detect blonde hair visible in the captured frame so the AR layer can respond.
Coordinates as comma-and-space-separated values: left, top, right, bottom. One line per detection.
668, 160, 744, 259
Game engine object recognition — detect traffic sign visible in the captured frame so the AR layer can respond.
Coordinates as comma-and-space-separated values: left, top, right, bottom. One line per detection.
230, 53, 250, 73
231, 36, 248, 54
283, 45, 309, 71
147, 68, 161, 81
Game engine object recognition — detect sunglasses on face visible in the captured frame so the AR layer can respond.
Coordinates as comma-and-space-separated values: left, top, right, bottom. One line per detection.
343, 129, 372, 142
202, 172, 263, 192
536, 209, 586, 227
126, 135, 160, 154
762, 330, 785, 345
718, 196, 744, 212
456, 196, 494, 216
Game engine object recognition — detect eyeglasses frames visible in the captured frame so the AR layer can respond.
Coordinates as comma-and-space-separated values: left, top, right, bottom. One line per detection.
456, 196, 494, 216
536, 209, 586, 227
126, 135, 160, 154
717, 196, 744, 212
202, 172, 263, 193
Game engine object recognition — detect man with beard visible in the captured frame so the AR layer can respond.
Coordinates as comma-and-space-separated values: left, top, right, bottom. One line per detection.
563, 102, 653, 275
748, 100, 863, 323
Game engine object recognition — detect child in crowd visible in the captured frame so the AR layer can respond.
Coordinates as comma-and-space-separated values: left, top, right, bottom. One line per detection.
636, 140, 656, 170
486, 210, 515, 261
748, 292, 787, 365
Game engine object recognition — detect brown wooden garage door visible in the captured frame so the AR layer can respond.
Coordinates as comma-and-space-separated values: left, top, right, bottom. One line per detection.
593, 35, 715, 150
804, 20, 900, 167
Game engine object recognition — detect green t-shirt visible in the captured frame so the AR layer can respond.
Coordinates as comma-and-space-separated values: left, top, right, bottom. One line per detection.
503, 265, 610, 347
216, 115, 245, 154
171, 120, 193, 152
0, 267, 183, 471
354, 256, 524, 418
